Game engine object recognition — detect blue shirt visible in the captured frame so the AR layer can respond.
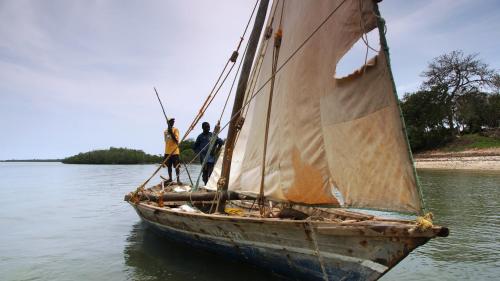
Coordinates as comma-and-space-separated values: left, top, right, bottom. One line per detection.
194, 132, 223, 164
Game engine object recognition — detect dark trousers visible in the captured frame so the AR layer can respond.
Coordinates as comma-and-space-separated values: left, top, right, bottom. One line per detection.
164, 154, 180, 181
202, 162, 215, 185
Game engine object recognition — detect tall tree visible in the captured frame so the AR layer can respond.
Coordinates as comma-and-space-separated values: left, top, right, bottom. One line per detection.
456, 92, 488, 133
401, 89, 450, 151
421, 50, 499, 136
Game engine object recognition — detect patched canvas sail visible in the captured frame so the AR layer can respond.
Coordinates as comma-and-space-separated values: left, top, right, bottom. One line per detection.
209, 0, 422, 213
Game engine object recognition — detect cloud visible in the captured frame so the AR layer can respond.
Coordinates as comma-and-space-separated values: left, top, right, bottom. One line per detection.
1, 0, 499, 159
379, 0, 500, 97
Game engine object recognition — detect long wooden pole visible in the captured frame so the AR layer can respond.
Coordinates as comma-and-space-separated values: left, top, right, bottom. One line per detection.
154, 87, 169, 126
153, 87, 194, 186
217, 0, 269, 212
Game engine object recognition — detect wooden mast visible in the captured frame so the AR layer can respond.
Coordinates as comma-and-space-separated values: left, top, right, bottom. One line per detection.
217, 0, 270, 212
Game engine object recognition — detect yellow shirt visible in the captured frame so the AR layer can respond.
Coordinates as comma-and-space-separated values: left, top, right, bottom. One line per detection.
164, 127, 180, 155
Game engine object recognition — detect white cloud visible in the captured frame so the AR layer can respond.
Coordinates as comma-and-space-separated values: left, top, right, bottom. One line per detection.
1, 0, 499, 158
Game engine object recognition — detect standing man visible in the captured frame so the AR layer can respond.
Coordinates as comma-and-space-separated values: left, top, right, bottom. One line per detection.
164, 118, 181, 184
194, 122, 224, 185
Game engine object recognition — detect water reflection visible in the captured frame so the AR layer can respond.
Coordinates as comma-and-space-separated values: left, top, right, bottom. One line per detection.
418, 170, 499, 264
381, 169, 500, 280
123, 222, 287, 281
5, 163, 496, 281
124, 169, 500, 281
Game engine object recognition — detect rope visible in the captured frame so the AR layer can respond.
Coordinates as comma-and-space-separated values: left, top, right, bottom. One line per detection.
234, 20, 271, 144
192, 123, 221, 191
132, 0, 349, 204
188, 0, 260, 135
219, 36, 249, 121
238, 0, 260, 50
259, 26, 282, 216
192, 0, 349, 191
134, 0, 263, 193
357, 0, 379, 74
233, 0, 349, 132
306, 218, 329, 281
416, 212, 434, 231
278, 0, 285, 27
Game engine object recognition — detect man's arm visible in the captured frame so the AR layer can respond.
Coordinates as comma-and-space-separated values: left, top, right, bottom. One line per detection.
212, 137, 224, 156
194, 135, 201, 153
215, 137, 224, 150
174, 128, 180, 145
168, 128, 179, 144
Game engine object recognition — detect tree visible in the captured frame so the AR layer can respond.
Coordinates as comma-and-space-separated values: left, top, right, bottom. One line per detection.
484, 94, 500, 128
493, 74, 500, 93
421, 50, 499, 136
456, 92, 488, 133
401, 90, 450, 151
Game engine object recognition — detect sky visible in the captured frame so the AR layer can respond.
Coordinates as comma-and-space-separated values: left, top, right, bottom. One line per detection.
0, 0, 499, 160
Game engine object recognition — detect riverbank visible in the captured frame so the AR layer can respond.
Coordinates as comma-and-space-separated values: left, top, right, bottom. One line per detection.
414, 148, 500, 171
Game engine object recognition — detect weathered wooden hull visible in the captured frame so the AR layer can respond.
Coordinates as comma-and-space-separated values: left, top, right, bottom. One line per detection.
131, 203, 443, 281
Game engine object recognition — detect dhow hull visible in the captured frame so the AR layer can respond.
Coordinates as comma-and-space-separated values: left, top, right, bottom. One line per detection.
132, 203, 441, 281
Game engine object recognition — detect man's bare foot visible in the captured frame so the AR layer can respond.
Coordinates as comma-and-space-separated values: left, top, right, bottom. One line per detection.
160, 175, 172, 183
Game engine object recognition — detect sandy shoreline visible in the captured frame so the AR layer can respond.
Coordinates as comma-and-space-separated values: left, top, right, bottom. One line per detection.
414, 148, 500, 171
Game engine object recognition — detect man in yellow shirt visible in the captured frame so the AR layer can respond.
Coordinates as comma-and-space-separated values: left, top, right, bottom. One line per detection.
164, 118, 181, 184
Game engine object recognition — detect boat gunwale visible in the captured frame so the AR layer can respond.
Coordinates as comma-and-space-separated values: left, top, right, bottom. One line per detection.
131, 201, 447, 238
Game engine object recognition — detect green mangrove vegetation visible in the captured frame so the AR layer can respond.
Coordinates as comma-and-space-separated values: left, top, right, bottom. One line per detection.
62, 141, 199, 165
62, 147, 162, 164
400, 50, 500, 152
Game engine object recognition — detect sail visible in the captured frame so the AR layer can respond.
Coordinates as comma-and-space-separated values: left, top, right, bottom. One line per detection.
209, 0, 422, 213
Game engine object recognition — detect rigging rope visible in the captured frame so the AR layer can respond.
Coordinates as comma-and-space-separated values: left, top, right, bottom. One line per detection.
306, 218, 329, 281
133, 0, 262, 194
258, 4, 284, 215
219, 0, 350, 148
132, 0, 350, 206
219, 42, 248, 121
357, 0, 379, 74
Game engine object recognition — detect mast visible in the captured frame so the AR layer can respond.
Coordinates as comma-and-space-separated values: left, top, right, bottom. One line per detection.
217, 0, 270, 212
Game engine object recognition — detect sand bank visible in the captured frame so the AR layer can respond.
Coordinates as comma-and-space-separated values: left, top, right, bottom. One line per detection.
414, 148, 500, 171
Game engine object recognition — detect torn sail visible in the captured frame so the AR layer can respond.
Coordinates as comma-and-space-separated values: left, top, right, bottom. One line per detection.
209, 0, 421, 213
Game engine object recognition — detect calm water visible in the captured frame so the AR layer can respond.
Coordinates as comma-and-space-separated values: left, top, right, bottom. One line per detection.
0, 163, 498, 281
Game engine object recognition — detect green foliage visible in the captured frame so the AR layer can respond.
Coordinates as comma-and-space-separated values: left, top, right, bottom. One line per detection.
421, 50, 498, 135
180, 148, 197, 163
177, 138, 198, 163
483, 94, 500, 128
62, 147, 162, 164
402, 90, 499, 152
401, 50, 500, 152
457, 92, 500, 132
179, 138, 195, 152
441, 133, 500, 152
401, 90, 452, 151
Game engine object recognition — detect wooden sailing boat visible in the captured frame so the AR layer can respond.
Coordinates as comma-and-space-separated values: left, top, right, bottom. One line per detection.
125, 1, 449, 280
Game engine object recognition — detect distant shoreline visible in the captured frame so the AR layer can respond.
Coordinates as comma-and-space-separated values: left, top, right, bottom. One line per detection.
4, 149, 499, 171
414, 148, 500, 171
1, 159, 62, 162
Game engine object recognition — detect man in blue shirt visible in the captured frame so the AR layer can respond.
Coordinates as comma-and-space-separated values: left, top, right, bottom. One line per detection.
194, 122, 224, 185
